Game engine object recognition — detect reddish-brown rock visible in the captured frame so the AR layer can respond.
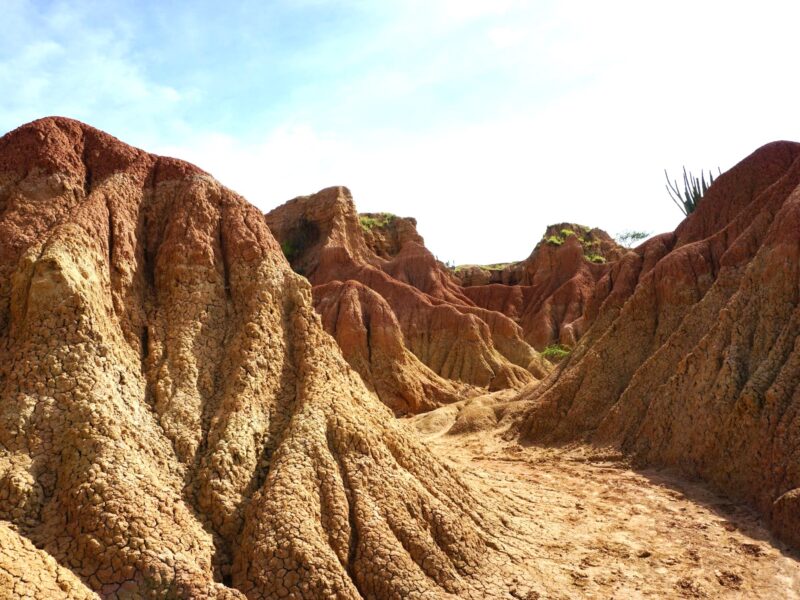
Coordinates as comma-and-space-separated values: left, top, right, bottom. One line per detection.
359, 212, 424, 259
313, 279, 468, 414
458, 223, 624, 349
0, 117, 518, 598
266, 188, 547, 410
508, 141, 800, 548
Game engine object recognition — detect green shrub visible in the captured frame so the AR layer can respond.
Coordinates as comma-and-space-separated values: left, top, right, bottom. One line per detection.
586, 253, 606, 264
560, 228, 576, 238
281, 240, 298, 261
359, 212, 396, 231
541, 344, 571, 362
545, 235, 564, 246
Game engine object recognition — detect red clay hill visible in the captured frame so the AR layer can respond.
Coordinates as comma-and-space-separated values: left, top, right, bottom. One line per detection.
265, 188, 552, 415
456, 224, 625, 349
505, 140, 800, 549
264, 192, 631, 415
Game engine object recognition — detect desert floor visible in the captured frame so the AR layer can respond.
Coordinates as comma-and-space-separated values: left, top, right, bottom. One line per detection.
410, 404, 800, 600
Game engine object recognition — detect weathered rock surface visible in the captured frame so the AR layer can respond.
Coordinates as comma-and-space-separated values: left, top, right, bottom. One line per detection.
266, 188, 546, 411
0, 522, 98, 599
458, 223, 624, 349
0, 117, 514, 598
359, 212, 423, 259
508, 141, 800, 548
313, 279, 468, 414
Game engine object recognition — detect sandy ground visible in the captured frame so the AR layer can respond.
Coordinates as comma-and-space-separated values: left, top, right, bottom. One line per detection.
409, 403, 800, 599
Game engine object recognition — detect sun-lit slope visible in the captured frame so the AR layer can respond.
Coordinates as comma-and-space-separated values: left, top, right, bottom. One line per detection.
0, 117, 516, 598
508, 141, 800, 548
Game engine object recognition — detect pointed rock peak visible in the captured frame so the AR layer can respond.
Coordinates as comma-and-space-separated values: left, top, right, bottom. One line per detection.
265, 185, 375, 278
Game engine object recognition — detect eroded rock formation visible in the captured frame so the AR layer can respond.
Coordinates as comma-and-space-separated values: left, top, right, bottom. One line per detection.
0, 117, 514, 598
359, 212, 423, 259
266, 188, 547, 413
313, 279, 466, 414
508, 141, 800, 548
457, 223, 624, 349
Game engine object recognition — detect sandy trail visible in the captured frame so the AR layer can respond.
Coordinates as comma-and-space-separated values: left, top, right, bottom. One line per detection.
409, 404, 800, 599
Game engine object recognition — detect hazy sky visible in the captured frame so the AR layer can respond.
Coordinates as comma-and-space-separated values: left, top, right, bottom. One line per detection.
2, 1, 799, 264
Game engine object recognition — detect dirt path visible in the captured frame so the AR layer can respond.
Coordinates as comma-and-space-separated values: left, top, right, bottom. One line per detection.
409, 406, 800, 599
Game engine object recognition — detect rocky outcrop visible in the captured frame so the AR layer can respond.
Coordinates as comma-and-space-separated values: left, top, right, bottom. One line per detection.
266, 188, 545, 409
454, 263, 522, 287
313, 279, 468, 414
0, 117, 516, 598
508, 141, 800, 548
359, 212, 423, 259
458, 223, 624, 349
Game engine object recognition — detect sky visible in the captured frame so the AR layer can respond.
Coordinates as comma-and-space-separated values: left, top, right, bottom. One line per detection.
2, 0, 800, 264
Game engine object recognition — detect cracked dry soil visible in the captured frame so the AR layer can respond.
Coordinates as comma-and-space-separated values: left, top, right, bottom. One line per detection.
411, 407, 800, 600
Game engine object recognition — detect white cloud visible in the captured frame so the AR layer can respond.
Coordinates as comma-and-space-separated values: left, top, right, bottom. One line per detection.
434, 0, 531, 22
487, 26, 527, 48
3, 0, 800, 266
0, 2, 186, 141
152, 113, 681, 265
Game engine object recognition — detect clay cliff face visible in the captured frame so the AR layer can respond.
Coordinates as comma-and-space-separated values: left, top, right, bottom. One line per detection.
508, 141, 800, 547
265, 188, 549, 415
313, 279, 465, 414
359, 212, 423, 259
457, 224, 624, 349
0, 117, 518, 598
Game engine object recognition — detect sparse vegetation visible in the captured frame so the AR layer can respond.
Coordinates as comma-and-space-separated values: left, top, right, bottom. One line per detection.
616, 230, 650, 248
543, 224, 611, 267
359, 212, 397, 231
544, 224, 593, 248
541, 344, 571, 362
281, 240, 299, 261
453, 262, 511, 273
665, 167, 720, 216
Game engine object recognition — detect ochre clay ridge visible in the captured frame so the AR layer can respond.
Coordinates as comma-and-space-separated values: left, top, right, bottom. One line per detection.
265, 188, 549, 415
0, 117, 523, 598
457, 224, 624, 349
508, 140, 800, 548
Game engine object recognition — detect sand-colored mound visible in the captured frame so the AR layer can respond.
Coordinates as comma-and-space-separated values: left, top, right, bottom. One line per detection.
266, 188, 545, 410
0, 117, 517, 598
509, 141, 800, 547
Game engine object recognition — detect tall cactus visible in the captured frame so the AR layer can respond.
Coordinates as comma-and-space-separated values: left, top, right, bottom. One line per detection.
665, 166, 720, 215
